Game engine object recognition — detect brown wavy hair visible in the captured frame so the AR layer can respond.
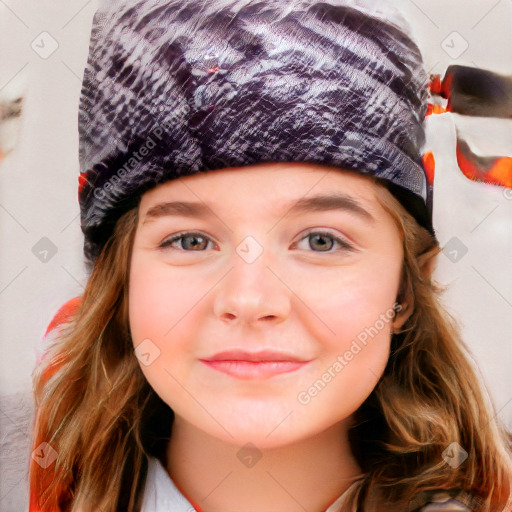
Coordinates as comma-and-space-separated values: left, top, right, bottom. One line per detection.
29, 177, 512, 511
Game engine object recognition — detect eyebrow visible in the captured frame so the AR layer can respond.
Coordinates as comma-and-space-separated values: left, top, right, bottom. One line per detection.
142, 193, 376, 225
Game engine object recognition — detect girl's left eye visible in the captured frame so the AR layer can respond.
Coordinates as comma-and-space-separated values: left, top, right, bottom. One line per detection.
293, 230, 355, 253
159, 230, 354, 253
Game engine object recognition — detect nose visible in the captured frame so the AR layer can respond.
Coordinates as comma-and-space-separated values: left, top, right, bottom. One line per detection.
213, 246, 292, 327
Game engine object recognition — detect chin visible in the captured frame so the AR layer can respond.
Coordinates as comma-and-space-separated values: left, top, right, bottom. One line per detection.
187, 406, 330, 450
208, 424, 311, 450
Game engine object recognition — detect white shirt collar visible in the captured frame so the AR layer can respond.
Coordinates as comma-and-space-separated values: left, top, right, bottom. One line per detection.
141, 455, 359, 512
141, 456, 196, 512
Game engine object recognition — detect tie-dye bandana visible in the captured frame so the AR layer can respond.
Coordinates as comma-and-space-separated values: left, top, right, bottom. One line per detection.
78, 0, 436, 270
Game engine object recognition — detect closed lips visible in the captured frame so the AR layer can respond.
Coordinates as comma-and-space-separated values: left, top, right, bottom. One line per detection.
200, 350, 311, 380
202, 350, 307, 362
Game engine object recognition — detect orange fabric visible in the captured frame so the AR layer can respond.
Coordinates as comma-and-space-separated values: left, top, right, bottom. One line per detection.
456, 141, 512, 188
422, 151, 436, 186
426, 103, 448, 116
29, 297, 82, 512
42, 296, 82, 339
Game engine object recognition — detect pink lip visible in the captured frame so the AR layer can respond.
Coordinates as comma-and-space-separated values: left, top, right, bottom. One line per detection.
200, 350, 310, 380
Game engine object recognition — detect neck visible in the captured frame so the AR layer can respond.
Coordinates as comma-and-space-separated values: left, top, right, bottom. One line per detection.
165, 418, 363, 512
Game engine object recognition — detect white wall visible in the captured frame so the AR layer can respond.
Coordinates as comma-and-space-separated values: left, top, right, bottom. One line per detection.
1, 1, 511, 510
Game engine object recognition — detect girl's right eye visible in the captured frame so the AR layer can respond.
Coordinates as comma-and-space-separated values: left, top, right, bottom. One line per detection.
159, 231, 215, 251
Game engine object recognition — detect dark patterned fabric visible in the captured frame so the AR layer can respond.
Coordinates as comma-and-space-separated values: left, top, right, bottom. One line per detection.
78, 0, 436, 271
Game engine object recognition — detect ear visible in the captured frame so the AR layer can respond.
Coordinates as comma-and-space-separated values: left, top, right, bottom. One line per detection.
391, 249, 438, 333
391, 301, 412, 332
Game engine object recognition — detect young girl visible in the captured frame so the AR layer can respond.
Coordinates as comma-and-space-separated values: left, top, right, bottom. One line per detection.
29, 1, 512, 511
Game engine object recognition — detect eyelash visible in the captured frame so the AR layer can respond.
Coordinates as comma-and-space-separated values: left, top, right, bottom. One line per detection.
158, 230, 355, 253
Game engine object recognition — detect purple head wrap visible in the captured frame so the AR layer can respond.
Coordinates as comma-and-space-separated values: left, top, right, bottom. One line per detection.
78, 0, 436, 271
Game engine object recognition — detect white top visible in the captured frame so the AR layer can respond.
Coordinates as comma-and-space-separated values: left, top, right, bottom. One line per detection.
141, 456, 196, 512
140, 456, 471, 512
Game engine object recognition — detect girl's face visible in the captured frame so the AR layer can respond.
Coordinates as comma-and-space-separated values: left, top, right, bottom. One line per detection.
129, 163, 407, 448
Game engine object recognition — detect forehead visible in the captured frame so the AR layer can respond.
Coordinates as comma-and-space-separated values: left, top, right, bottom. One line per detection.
135, 163, 402, 240
139, 162, 381, 211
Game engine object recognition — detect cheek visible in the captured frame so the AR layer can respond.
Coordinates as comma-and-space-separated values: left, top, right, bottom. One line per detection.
128, 256, 199, 343
293, 262, 401, 418
295, 259, 401, 348
128, 259, 197, 409
128, 267, 166, 342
